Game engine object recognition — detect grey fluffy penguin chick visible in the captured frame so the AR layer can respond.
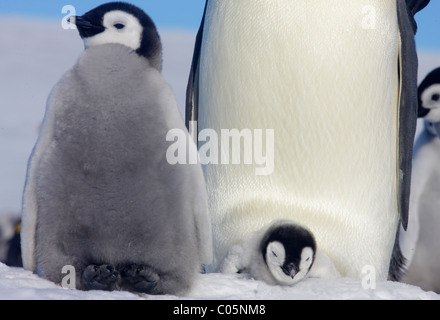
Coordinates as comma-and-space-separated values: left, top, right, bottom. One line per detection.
219, 220, 340, 286
20, 2, 212, 295
402, 67, 440, 293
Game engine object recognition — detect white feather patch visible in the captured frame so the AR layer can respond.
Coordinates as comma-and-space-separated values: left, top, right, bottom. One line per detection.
199, 0, 400, 280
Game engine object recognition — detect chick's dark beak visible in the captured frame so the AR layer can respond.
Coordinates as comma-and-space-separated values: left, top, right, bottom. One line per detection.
69, 16, 105, 38
282, 263, 298, 278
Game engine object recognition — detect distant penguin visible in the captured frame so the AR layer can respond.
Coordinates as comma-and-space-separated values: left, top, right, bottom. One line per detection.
403, 67, 440, 293
0, 214, 22, 267
219, 220, 340, 286
418, 67, 440, 122
21, 2, 212, 295
186, 0, 430, 280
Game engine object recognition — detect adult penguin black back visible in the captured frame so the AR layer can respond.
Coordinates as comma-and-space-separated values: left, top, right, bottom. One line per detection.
186, 0, 430, 281
21, 2, 212, 295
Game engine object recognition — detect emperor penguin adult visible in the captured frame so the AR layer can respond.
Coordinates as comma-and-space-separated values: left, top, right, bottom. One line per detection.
186, 0, 430, 281
402, 67, 440, 293
21, 2, 212, 295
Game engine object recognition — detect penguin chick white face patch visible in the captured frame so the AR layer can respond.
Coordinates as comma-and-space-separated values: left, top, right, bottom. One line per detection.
422, 84, 440, 122
299, 247, 314, 276
84, 11, 143, 51
422, 84, 440, 123
265, 242, 313, 286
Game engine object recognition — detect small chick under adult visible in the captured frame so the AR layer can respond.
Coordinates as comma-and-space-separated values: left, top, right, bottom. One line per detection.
219, 220, 340, 286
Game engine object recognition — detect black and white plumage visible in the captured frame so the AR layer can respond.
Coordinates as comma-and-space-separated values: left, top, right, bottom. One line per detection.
219, 221, 340, 286
186, 0, 430, 281
21, 2, 212, 295
261, 223, 315, 285
418, 68, 440, 124
402, 67, 440, 293
70, 2, 163, 69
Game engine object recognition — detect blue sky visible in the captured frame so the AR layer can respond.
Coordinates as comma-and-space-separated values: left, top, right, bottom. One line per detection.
0, 1, 438, 50
0, 1, 205, 30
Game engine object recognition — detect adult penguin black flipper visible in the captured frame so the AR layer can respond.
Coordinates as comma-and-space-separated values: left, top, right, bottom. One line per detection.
397, 0, 430, 231
185, 1, 208, 140
406, 0, 430, 25
388, 0, 430, 282
187, 1, 430, 281
186, 0, 430, 231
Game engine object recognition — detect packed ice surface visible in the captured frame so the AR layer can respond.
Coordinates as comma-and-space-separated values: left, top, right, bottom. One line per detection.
0, 17, 439, 300
0, 262, 439, 300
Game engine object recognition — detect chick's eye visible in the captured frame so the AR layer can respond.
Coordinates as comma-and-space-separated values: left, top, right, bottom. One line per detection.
432, 94, 440, 102
114, 23, 125, 29
272, 251, 278, 257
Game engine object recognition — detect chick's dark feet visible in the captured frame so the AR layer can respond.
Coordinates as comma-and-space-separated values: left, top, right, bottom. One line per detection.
120, 263, 161, 294
82, 264, 120, 291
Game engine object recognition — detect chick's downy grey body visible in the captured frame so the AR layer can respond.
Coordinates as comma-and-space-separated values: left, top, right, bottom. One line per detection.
402, 67, 440, 293
21, 3, 211, 295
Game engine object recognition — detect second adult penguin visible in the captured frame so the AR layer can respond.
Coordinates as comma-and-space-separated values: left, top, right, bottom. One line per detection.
187, 0, 430, 280
21, 2, 212, 295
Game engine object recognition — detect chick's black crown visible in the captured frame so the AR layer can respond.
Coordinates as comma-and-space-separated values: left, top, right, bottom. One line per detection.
418, 67, 440, 118
261, 223, 316, 265
76, 2, 162, 66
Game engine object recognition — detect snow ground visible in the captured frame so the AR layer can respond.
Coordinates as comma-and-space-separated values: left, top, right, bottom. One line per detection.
0, 262, 438, 300
0, 17, 439, 300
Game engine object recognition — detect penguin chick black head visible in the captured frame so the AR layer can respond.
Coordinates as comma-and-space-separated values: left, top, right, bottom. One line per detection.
260, 222, 316, 286
418, 67, 440, 120
70, 2, 162, 70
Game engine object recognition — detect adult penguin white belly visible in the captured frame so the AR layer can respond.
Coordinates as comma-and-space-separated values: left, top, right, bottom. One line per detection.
187, 0, 429, 280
